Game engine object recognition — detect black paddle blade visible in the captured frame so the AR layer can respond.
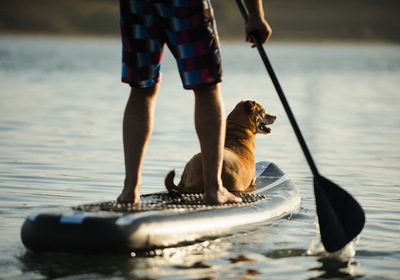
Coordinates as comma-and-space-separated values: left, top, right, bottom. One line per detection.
314, 175, 365, 252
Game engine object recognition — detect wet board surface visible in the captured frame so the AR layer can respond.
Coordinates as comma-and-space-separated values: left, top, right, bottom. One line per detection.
21, 161, 301, 253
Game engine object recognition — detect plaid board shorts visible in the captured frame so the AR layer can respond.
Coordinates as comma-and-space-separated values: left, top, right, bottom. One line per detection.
120, 0, 223, 89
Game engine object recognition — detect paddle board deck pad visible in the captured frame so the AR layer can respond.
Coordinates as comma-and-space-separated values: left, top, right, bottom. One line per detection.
21, 161, 301, 253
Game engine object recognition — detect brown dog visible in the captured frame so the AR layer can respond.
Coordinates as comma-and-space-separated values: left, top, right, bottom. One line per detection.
165, 100, 276, 193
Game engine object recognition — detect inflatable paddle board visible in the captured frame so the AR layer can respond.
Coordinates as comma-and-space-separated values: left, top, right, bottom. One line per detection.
21, 161, 301, 253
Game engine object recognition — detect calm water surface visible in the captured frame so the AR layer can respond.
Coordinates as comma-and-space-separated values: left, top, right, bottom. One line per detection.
0, 36, 399, 279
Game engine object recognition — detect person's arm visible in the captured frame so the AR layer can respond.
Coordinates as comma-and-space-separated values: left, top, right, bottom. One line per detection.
243, 0, 272, 45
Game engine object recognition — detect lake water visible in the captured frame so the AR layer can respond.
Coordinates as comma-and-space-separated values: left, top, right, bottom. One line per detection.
0, 36, 399, 279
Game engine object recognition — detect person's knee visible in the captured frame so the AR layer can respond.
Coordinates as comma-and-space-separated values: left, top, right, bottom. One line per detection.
193, 83, 220, 97
128, 84, 159, 107
130, 85, 158, 97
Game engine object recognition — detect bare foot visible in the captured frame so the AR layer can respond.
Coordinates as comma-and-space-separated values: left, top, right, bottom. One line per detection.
203, 187, 243, 205
117, 192, 140, 204
117, 191, 140, 203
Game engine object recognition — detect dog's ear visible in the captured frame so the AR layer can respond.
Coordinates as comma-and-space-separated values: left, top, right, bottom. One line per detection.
245, 100, 256, 113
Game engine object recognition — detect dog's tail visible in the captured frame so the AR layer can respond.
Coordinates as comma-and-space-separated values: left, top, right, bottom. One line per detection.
165, 169, 179, 192
165, 170, 184, 199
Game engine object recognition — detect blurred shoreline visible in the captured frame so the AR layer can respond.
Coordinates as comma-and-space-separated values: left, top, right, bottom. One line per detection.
0, 0, 399, 43
1, 33, 397, 46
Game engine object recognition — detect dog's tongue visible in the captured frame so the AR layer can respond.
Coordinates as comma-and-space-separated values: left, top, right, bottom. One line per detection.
259, 123, 271, 133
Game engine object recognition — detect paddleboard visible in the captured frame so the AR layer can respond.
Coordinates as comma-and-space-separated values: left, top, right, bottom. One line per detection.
21, 161, 301, 253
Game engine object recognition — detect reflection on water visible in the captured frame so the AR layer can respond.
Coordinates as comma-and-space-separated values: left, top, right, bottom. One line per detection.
0, 36, 399, 279
17, 234, 360, 279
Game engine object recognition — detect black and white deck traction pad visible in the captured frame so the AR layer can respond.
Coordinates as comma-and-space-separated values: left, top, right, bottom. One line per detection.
74, 192, 268, 213
21, 161, 301, 253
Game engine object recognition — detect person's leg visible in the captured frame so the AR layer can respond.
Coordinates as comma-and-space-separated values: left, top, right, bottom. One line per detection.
193, 83, 242, 204
117, 84, 159, 203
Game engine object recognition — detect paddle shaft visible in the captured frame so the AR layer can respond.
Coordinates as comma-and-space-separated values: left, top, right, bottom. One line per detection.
235, 0, 320, 178
235, 1, 365, 253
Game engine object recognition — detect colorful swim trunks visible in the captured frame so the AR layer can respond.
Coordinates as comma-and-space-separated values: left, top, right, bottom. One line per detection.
120, 0, 223, 89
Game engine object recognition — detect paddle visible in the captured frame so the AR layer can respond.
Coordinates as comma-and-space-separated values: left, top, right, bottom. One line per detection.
235, 0, 365, 252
